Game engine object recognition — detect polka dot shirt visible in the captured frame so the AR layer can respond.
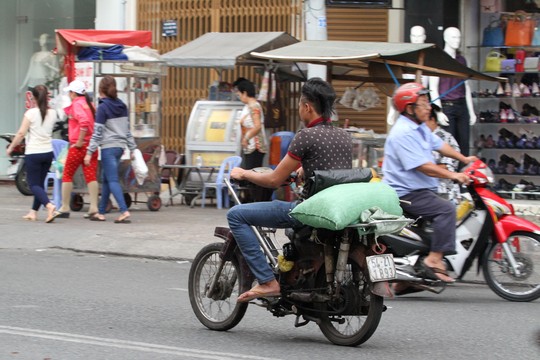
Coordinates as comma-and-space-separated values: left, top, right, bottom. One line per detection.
288, 119, 352, 179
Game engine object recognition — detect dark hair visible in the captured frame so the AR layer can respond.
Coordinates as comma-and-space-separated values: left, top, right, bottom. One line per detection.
300, 77, 336, 119
73, 92, 96, 119
233, 77, 256, 98
32, 85, 49, 123
99, 75, 118, 99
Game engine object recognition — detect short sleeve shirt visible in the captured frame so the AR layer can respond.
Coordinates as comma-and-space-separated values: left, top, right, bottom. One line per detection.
287, 118, 352, 179
382, 115, 443, 197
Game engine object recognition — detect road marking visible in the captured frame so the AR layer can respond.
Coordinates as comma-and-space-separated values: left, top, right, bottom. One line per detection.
0, 325, 281, 360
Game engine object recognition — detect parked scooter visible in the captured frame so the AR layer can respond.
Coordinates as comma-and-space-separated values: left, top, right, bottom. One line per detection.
379, 159, 540, 302
1, 120, 68, 196
1, 133, 31, 195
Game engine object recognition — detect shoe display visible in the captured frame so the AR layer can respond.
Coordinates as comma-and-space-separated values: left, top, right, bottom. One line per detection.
496, 83, 505, 97
521, 83, 531, 97
485, 134, 495, 148
499, 109, 508, 123
475, 70, 540, 197
512, 83, 521, 97
504, 82, 512, 96
532, 82, 540, 97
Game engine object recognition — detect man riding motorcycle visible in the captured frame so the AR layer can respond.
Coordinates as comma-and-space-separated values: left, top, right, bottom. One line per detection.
227, 78, 353, 303
383, 82, 477, 285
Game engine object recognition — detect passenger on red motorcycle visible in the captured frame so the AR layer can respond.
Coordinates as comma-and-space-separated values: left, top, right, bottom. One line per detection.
227, 78, 352, 303
383, 82, 477, 283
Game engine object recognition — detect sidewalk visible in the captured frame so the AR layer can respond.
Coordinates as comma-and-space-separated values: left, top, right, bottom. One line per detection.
0, 181, 229, 261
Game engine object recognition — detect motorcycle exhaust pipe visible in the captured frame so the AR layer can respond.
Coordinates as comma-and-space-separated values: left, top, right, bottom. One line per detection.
395, 269, 424, 282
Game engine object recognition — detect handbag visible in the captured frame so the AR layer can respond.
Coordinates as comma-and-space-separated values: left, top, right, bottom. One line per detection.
501, 59, 516, 72
484, 51, 506, 72
265, 72, 286, 128
505, 11, 535, 46
482, 19, 505, 46
524, 56, 540, 72
532, 21, 540, 46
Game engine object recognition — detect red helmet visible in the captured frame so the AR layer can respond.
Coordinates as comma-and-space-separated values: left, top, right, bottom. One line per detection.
392, 82, 430, 113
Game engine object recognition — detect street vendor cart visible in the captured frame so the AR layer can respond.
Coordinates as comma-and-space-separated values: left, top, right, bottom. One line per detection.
54, 30, 167, 211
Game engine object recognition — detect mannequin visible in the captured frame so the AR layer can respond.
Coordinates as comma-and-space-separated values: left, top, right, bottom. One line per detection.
19, 33, 59, 92
387, 25, 429, 125
429, 27, 476, 156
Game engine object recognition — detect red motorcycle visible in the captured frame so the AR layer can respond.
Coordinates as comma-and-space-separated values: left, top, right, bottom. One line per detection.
379, 160, 540, 302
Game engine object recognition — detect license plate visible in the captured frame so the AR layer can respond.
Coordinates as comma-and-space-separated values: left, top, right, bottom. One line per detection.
366, 254, 397, 282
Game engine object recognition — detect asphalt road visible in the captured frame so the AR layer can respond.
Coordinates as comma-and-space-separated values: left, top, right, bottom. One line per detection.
1, 249, 538, 360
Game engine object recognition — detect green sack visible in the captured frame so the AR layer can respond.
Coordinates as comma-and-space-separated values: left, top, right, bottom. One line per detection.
290, 182, 402, 231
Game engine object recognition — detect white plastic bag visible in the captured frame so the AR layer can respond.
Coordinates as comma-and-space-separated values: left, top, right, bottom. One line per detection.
131, 149, 148, 185
158, 145, 167, 167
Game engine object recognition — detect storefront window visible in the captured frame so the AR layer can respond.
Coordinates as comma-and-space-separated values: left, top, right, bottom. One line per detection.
0, 0, 95, 174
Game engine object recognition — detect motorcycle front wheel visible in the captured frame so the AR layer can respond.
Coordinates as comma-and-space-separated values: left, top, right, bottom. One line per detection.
188, 242, 248, 331
316, 257, 384, 346
15, 163, 32, 196
482, 232, 540, 302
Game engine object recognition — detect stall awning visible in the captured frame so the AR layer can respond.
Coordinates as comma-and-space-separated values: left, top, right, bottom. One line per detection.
161, 32, 299, 69
55, 29, 153, 55
251, 40, 502, 83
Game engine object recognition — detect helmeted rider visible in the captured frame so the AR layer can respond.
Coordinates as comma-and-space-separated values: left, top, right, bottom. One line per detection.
382, 82, 477, 286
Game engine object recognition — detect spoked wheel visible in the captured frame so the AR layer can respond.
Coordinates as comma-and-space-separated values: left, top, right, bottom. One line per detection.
482, 232, 540, 302
316, 257, 384, 346
188, 242, 248, 331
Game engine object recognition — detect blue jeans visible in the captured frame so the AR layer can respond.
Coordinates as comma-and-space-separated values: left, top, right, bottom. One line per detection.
99, 147, 127, 214
227, 200, 303, 284
25, 151, 54, 211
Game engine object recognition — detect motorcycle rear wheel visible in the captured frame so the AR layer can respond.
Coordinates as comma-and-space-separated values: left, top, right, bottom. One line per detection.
482, 232, 540, 302
188, 242, 248, 331
15, 165, 32, 196
316, 258, 384, 346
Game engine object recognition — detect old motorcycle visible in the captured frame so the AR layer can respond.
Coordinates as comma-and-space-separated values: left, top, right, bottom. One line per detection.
379, 159, 540, 302
188, 175, 410, 346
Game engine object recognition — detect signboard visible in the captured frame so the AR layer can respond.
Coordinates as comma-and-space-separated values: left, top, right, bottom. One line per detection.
74, 62, 94, 93
162, 19, 178, 37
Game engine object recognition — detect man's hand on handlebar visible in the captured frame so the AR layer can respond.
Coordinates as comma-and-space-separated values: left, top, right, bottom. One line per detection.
463, 156, 479, 165
452, 172, 471, 185
230, 167, 246, 181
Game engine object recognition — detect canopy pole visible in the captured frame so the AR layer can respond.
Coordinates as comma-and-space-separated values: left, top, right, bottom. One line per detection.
326, 62, 333, 84
415, 50, 425, 83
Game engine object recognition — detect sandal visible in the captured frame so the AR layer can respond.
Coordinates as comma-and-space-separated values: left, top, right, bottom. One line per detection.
416, 260, 455, 283
90, 214, 106, 222
114, 212, 131, 224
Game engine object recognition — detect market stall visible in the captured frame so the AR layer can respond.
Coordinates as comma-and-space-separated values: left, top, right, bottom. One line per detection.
54, 29, 166, 211
250, 40, 505, 171
162, 31, 299, 167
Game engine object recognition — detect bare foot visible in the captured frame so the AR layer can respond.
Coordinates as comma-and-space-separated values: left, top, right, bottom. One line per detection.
45, 203, 57, 223
22, 211, 37, 221
237, 279, 280, 303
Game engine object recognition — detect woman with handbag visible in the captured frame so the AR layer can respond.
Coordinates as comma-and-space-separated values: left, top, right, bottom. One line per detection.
84, 75, 137, 223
